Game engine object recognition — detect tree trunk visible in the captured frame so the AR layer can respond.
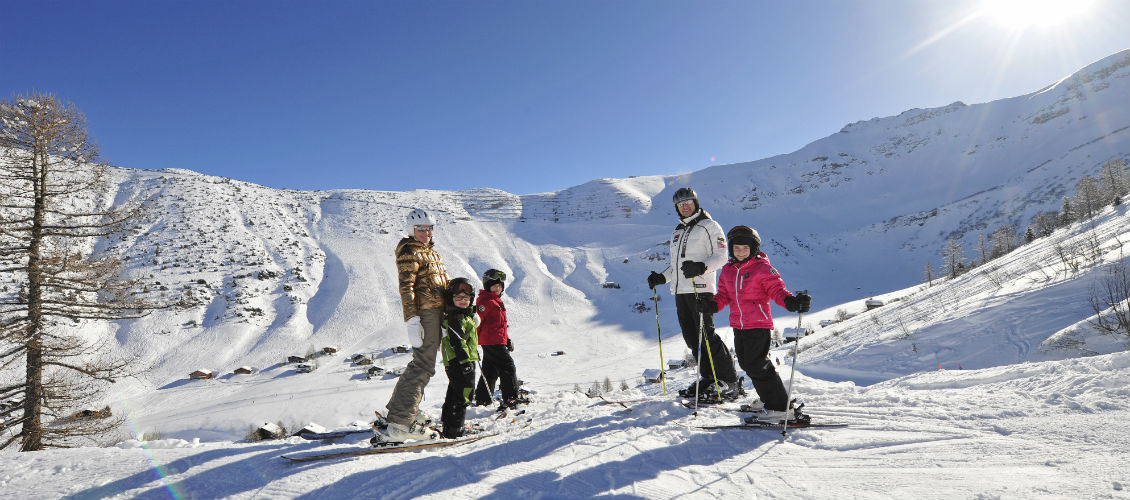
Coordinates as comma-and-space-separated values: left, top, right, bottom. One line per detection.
20, 154, 48, 452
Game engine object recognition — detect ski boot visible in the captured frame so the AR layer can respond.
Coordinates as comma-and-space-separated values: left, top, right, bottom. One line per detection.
744, 402, 811, 425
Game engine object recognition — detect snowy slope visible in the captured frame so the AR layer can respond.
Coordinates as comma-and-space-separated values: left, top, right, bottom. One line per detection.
0, 50, 1128, 499
1, 350, 1127, 499
88, 49, 1128, 394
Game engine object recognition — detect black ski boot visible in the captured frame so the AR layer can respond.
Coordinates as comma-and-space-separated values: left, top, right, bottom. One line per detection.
678, 379, 713, 399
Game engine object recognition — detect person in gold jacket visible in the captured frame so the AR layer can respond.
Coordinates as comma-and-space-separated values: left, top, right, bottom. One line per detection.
377, 208, 450, 443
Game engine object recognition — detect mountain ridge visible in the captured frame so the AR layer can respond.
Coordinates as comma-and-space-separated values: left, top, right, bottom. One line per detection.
46, 48, 1128, 395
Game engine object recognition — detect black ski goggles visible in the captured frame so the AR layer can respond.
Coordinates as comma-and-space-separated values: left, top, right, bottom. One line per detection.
484, 270, 506, 282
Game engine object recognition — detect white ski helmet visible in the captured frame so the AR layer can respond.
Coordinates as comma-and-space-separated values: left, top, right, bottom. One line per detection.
406, 209, 436, 233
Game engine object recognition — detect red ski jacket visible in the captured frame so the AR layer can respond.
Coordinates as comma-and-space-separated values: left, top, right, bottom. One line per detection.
475, 289, 509, 346
714, 253, 794, 330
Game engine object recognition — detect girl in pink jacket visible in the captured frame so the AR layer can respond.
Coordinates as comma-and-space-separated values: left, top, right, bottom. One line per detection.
701, 226, 811, 424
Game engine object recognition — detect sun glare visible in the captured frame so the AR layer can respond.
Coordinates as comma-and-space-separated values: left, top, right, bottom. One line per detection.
979, 0, 1096, 29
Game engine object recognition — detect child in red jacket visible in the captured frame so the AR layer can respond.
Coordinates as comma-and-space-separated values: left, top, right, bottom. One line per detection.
700, 226, 811, 424
473, 268, 526, 409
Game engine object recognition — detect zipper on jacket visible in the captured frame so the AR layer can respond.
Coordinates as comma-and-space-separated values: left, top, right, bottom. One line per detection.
676, 221, 711, 294
675, 224, 692, 294
733, 265, 744, 328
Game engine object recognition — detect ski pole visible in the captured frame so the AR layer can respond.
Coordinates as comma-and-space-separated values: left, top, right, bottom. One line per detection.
781, 290, 806, 438
652, 288, 667, 395
691, 277, 722, 402
475, 361, 489, 402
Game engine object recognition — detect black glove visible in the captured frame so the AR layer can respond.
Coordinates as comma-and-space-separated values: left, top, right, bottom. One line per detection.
460, 362, 474, 375
647, 271, 666, 289
784, 292, 812, 313
681, 261, 707, 279
506, 338, 514, 352
796, 292, 811, 313
698, 295, 718, 314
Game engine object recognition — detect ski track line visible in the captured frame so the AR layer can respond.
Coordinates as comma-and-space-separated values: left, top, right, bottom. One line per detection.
472, 410, 696, 499
247, 471, 318, 500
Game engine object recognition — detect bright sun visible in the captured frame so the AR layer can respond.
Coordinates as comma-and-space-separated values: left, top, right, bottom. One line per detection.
979, 0, 1096, 29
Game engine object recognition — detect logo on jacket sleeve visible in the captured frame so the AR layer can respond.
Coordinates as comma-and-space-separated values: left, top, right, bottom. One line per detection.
478, 305, 485, 312
770, 267, 779, 276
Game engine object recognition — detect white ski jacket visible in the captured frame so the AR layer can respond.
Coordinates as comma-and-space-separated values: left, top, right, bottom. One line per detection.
660, 210, 728, 295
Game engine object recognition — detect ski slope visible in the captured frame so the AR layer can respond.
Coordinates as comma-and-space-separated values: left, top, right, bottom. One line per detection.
3, 204, 1129, 499
1, 50, 1128, 500
1, 351, 1127, 499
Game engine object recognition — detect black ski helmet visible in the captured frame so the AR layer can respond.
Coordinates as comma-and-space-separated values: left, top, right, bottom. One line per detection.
672, 187, 700, 213
445, 277, 477, 306
482, 268, 506, 293
726, 225, 761, 260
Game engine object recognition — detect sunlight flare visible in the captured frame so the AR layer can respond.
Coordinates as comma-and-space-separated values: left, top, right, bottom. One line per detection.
978, 0, 1096, 29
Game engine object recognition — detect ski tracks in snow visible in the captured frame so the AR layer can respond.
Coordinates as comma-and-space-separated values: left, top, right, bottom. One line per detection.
38, 356, 1130, 500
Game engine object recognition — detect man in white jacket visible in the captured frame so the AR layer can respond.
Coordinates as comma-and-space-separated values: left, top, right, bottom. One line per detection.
647, 187, 739, 399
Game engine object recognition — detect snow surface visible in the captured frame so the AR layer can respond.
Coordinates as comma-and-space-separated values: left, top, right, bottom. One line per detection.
2, 350, 1128, 499
1, 51, 1129, 499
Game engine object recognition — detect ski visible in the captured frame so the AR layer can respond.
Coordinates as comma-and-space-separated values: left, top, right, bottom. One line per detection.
294, 428, 372, 440
597, 395, 649, 408
595, 397, 753, 411
696, 422, 847, 430
280, 433, 497, 462
680, 400, 761, 412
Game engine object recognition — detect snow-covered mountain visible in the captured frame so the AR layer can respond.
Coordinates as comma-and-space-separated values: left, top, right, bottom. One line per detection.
4, 200, 1129, 498
2, 48, 1128, 500
89, 49, 1128, 393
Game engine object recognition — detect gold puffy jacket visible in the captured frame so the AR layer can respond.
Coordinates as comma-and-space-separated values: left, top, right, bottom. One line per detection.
395, 236, 449, 320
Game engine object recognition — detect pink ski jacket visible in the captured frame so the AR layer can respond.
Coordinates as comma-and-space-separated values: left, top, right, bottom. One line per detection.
714, 253, 794, 330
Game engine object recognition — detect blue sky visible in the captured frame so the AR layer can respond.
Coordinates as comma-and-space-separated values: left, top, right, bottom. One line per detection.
3, 0, 1127, 194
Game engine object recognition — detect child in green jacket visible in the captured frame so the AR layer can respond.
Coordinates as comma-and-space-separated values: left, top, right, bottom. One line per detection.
439, 277, 481, 438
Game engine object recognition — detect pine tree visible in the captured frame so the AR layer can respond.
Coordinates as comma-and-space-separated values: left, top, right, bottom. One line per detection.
1028, 211, 1060, 238
0, 93, 159, 451
1072, 176, 1103, 220
976, 234, 990, 266
1099, 159, 1129, 205
1060, 197, 1074, 225
989, 225, 1018, 259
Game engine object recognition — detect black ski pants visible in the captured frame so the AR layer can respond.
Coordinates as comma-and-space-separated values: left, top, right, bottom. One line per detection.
474, 344, 519, 405
441, 362, 476, 438
675, 293, 737, 384
733, 328, 788, 411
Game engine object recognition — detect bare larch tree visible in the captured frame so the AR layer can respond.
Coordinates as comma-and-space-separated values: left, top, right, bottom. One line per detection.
0, 93, 152, 451
941, 238, 966, 279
